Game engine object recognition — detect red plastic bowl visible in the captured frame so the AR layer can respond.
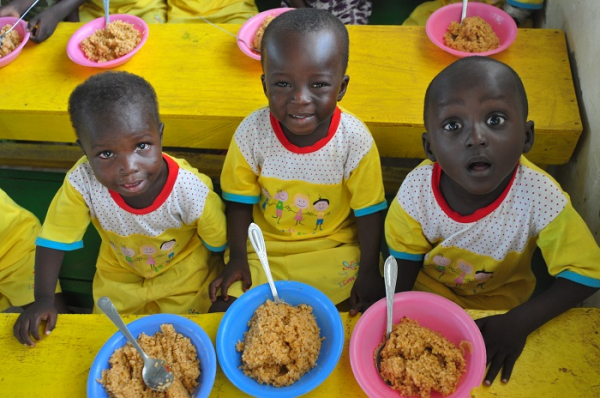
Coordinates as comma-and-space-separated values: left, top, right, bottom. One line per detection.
0, 17, 30, 68
349, 291, 486, 398
426, 2, 517, 58
237, 7, 292, 60
66, 14, 148, 68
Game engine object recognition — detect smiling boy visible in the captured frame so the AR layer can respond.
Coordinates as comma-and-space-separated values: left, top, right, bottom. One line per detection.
209, 8, 387, 314
14, 72, 227, 346
385, 57, 600, 386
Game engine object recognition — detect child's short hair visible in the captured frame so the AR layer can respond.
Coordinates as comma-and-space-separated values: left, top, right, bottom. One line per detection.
262, 8, 350, 73
423, 57, 529, 126
68, 71, 160, 137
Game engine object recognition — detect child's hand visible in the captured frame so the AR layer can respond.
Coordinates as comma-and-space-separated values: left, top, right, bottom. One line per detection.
348, 271, 385, 317
27, 7, 63, 43
208, 258, 252, 302
475, 313, 527, 386
13, 300, 59, 347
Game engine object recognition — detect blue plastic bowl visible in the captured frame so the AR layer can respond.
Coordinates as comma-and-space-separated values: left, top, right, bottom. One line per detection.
217, 281, 344, 398
87, 314, 216, 398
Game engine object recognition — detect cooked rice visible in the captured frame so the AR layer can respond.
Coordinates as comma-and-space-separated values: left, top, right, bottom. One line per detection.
252, 14, 276, 52
80, 20, 141, 63
378, 317, 466, 398
444, 16, 500, 53
0, 24, 22, 58
100, 324, 200, 398
236, 300, 322, 387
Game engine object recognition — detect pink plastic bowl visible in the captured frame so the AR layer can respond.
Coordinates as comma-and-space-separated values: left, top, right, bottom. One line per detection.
0, 17, 30, 68
66, 14, 148, 68
237, 7, 292, 60
349, 291, 486, 398
426, 2, 517, 58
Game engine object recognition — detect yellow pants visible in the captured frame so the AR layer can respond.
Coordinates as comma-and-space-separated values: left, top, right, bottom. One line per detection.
79, 0, 168, 24
226, 237, 362, 305
0, 250, 61, 311
167, 0, 257, 24
92, 248, 223, 315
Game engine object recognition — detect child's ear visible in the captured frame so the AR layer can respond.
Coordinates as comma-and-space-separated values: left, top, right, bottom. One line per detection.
422, 132, 437, 162
76, 139, 87, 156
158, 122, 164, 143
522, 120, 535, 154
337, 75, 350, 101
261, 74, 267, 97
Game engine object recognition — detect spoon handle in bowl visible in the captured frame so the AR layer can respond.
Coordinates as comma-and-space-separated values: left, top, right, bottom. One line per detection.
383, 256, 398, 338
0, 0, 40, 39
97, 296, 149, 361
248, 223, 281, 303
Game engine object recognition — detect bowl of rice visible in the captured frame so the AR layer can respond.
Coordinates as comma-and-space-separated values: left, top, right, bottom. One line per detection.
349, 291, 486, 398
67, 14, 148, 68
0, 17, 30, 68
237, 7, 293, 60
87, 313, 216, 398
426, 2, 517, 58
217, 281, 344, 397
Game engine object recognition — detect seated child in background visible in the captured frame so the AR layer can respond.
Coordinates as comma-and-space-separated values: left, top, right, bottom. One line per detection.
385, 57, 600, 386
167, 0, 257, 24
0, 0, 79, 43
14, 71, 227, 347
78, 0, 167, 25
281, 0, 371, 25
0, 189, 67, 314
208, 8, 387, 314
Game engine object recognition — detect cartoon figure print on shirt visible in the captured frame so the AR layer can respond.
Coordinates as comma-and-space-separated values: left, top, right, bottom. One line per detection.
312, 197, 330, 231
120, 245, 136, 267
292, 193, 310, 226
270, 189, 289, 224
160, 239, 176, 263
261, 187, 271, 211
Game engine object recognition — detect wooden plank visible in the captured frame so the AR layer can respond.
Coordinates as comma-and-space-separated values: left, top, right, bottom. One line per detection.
0, 24, 581, 165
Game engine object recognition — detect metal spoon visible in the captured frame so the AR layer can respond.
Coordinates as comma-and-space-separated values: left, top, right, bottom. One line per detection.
248, 222, 282, 303
0, 0, 41, 47
375, 256, 398, 382
198, 16, 260, 53
103, 0, 110, 27
97, 296, 175, 392
460, 0, 468, 24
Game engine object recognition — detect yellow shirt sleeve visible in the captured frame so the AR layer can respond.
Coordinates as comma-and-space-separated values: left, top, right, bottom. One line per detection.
347, 144, 387, 216
221, 138, 261, 204
0, 189, 40, 271
385, 195, 432, 261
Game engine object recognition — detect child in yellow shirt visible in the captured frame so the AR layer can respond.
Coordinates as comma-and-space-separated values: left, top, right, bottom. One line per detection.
209, 8, 387, 314
385, 57, 600, 386
13, 71, 227, 347
0, 189, 66, 313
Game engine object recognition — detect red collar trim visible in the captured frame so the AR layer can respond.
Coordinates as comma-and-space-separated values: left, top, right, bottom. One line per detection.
109, 154, 178, 215
270, 107, 341, 153
432, 162, 518, 223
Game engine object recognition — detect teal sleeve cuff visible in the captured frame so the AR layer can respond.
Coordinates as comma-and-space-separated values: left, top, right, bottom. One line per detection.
202, 240, 228, 252
222, 192, 260, 204
354, 200, 388, 217
388, 248, 424, 262
35, 237, 84, 251
557, 270, 600, 288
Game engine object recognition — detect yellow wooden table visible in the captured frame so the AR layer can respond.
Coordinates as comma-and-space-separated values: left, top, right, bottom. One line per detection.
0, 23, 581, 168
0, 308, 599, 397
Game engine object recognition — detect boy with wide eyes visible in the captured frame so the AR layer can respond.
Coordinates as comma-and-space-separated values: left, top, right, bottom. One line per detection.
385, 56, 600, 387
209, 8, 387, 315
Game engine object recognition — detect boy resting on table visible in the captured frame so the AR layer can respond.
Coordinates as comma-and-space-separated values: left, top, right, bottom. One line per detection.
385, 56, 600, 386
0, 189, 66, 314
14, 71, 227, 347
208, 8, 387, 314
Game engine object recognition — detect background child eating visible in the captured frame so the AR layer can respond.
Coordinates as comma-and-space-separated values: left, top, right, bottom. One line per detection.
208, 8, 387, 315
13, 71, 227, 347
385, 57, 600, 386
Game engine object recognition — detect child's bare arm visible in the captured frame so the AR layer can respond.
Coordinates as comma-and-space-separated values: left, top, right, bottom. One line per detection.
27, 0, 87, 43
476, 277, 598, 386
349, 211, 385, 316
208, 202, 253, 302
13, 246, 65, 347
